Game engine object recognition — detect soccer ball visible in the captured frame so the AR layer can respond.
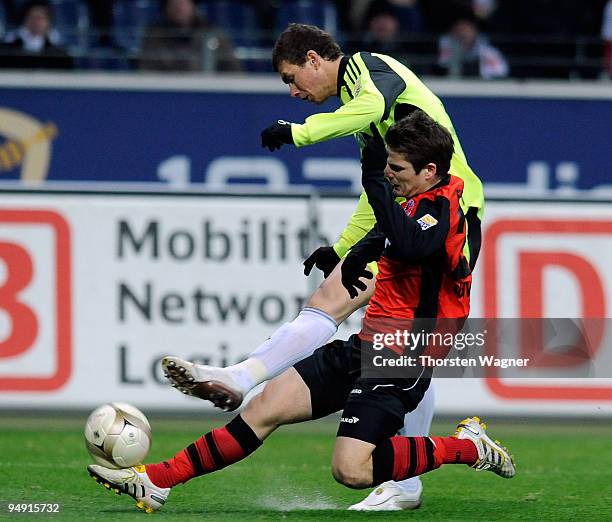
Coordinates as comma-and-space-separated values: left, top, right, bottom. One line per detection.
84, 402, 152, 469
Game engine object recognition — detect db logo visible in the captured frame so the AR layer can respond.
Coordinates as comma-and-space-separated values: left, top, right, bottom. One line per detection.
483, 218, 612, 401
0, 210, 71, 390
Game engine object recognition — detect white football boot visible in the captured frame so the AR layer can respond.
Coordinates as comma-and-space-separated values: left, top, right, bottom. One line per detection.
162, 356, 244, 411
88, 464, 170, 513
348, 480, 422, 511
453, 416, 516, 478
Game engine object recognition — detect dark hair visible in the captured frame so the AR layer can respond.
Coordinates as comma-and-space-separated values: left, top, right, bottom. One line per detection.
385, 110, 454, 178
272, 23, 343, 71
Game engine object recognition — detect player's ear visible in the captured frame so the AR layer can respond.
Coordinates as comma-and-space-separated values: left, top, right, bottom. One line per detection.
306, 50, 319, 67
423, 162, 437, 180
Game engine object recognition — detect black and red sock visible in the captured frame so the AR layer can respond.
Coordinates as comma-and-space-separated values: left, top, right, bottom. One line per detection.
431, 436, 479, 465
146, 415, 262, 488
372, 436, 477, 484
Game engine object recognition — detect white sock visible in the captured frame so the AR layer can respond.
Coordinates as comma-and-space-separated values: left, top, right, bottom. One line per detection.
394, 383, 436, 493
226, 307, 337, 393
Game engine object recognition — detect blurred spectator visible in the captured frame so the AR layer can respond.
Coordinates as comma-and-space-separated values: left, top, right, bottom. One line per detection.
0, 0, 73, 69
138, 0, 242, 72
350, 0, 422, 54
604, 0, 612, 77
85, 0, 116, 48
361, 0, 402, 54
471, 0, 496, 22
438, 16, 508, 79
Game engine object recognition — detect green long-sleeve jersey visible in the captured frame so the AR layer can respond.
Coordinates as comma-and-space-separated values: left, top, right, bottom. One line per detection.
289, 52, 484, 259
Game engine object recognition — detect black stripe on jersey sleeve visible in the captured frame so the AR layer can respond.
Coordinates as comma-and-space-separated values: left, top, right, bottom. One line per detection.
336, 55, 350, 98
347, 58, 359, 83
360, 53, 406, 122
344, 65, 356, 85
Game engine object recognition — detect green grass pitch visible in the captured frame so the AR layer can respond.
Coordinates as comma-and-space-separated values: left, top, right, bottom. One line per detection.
1, 414, 611, 521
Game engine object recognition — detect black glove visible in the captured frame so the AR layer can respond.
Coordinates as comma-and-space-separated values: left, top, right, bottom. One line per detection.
261, 120, 294, 151
303, 246, 340, 278
361, 132, 388, 180
341, 253, 374, 299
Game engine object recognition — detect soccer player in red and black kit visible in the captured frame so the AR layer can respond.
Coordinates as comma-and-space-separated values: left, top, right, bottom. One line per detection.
87, 111, 515, 513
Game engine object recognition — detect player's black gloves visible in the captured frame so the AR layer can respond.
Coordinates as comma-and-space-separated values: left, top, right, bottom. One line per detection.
261, 120, 295, 151
303, 246, 340, 278
341, 252, 374, 299
361, 132, 388, 181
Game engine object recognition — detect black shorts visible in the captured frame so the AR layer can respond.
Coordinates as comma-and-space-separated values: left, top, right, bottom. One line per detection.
294, 335, 431, 445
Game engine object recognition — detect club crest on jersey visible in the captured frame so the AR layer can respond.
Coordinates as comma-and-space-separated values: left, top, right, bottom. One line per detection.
353, 78, 362, 96
417, 214, 438, 230
404, 198, 416, 216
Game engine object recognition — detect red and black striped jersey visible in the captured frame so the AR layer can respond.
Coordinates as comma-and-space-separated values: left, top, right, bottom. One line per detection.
354, 174, 471, 332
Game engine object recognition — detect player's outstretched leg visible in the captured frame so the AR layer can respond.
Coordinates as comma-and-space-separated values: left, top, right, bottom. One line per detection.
348, 384, 435, 511
163, 261, 375, 410
87, 415, 260, 512
87, 368, 313, 512
162, 307, 337, 411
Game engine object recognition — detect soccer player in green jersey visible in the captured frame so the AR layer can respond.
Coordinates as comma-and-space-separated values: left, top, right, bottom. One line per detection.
163, 23, 484, 510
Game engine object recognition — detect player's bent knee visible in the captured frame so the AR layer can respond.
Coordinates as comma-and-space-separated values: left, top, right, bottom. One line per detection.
331, 462, 371, 489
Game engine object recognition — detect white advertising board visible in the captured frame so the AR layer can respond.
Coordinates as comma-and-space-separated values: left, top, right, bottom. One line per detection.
1, 192, 611, 416
0, 193, 318, 409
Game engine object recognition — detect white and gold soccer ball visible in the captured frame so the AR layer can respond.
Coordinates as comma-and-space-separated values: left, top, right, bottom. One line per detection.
84, 402, 152, 468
